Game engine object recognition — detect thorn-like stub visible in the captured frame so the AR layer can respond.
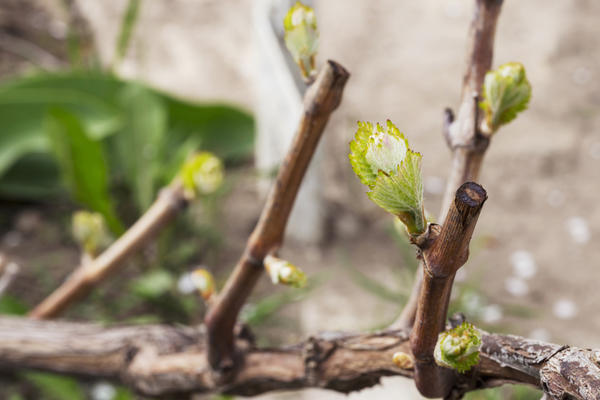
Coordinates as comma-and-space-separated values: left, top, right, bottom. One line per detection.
411, 223, 441, 250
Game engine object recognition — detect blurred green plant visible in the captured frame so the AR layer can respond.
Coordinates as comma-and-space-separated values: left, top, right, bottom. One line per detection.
22, 372, 85, 400
113, 0, 141, 70
464, 384, 541, 400
0, 72, 254, 223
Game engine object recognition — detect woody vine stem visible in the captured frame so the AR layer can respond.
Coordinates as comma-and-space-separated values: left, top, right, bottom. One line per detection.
1, 1, 598, 400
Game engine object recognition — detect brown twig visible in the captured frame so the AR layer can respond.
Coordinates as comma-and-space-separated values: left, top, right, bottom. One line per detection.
204, 60, 349, 372
28, 183, 188, 319
409, 182, 487, 397
1, 316, 598, 399
394, 0, 503, 329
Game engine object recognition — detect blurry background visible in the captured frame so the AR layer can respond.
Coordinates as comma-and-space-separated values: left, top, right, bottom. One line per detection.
0, 0, 599, 399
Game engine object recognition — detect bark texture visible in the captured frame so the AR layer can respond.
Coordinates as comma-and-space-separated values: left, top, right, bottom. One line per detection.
1, 317, 599, 399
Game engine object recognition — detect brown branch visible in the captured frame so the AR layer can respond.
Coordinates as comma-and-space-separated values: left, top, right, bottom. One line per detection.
1, 316, 598, 399
204, 60, 349, 372
394, 0, 503, 330
28, 183, 188, 319
410, 182, 487, 397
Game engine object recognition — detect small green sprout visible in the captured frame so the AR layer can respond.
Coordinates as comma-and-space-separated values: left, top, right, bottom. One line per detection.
283, 1, 319, 78
434, 322, 482, 373
480, 62, 531, 133
264, 254, 307, 288
349, 120, 425, 235
180, 152, 224, 198
190, 268, 216, 300
72, 211, 112, 256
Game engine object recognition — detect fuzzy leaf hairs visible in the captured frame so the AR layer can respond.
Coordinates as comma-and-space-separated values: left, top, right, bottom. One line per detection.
349, 120, 425, 236
434, 322, 482, 373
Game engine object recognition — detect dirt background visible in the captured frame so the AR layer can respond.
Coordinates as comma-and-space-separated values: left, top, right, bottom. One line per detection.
2, 0, 600, 399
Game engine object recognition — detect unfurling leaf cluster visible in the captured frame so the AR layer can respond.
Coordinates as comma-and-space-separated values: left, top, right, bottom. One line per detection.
349, 120, 425, 235
434, 322, 482, 373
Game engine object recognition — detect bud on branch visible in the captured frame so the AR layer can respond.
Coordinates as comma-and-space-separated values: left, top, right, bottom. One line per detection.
480, 62, 532, 134
264, 254, 307, 288
72, 211, 112, 257
190, 268, 216, 301
349, 120, 425, 236
180, 152, 224, 198
434, 322, 482, 373
284, 2, 319, 79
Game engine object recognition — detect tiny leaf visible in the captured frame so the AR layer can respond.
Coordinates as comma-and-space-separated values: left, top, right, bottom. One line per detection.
349, 120, 425, 235
179, 152, 224, 198
283, 2, 319, 78
480, 62, 531, 132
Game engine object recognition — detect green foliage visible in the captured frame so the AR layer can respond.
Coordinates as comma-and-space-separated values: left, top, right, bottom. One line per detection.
0, 72, 254, 215
113, 83, 167, 210
464, 385, 541, 400
434, 322, 482, 373
46, 109, 124, 233
283, 2, 319, 78
113, 0, 141, 69
0, 295, 28, 315
349, 120, 425, 235
23, 372, 85, 400
241, 279, 319, 327
480, 62, 531, 132
345, 262, 407, 304
130, 270, 174, 299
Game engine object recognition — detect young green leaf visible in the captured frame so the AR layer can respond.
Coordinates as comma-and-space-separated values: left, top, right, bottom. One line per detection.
115, 83, 167, 211
180, 152, 224, 198
349, 120, 425, 235
480, 62, 531, 133
283, 2, 319, 78
434, 322, 482, 373
72, 210, 112, 256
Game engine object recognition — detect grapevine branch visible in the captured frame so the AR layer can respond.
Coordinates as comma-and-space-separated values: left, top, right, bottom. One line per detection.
410, 182, 487, 397
394, 0, 503, 329
0, 316, 598, 399
205, 60, 349, 372
28, 183, 188, 319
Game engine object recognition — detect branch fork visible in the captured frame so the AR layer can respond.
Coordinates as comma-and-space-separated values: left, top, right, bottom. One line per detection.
204, 60, 349, 375
410, 182, 487, 398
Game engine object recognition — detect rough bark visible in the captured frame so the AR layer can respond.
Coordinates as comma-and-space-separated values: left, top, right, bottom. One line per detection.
1, 317, 598, 399
410, 182, 487, 397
